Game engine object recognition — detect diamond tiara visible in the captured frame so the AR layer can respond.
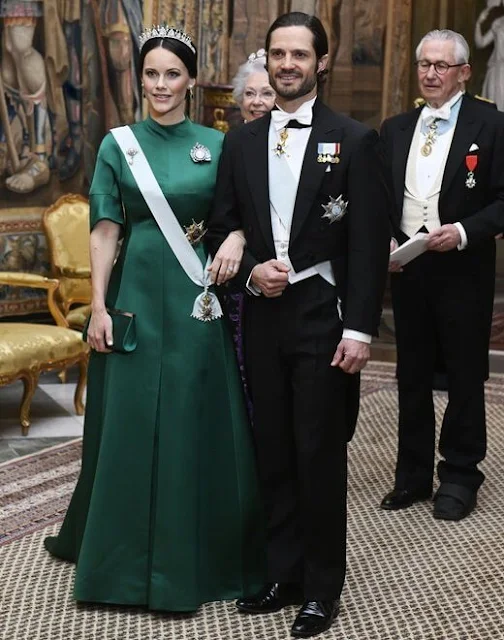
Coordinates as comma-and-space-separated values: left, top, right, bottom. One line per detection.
247, 48, 266, 63
139, 25, 196, 54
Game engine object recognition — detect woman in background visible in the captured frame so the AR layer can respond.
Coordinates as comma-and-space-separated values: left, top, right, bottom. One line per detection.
232, 48, 276, 122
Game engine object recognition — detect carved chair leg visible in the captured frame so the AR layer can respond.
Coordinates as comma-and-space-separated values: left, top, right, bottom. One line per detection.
58, 368, 67, 384
20, 371, 38, 436
74, 355, 88, 415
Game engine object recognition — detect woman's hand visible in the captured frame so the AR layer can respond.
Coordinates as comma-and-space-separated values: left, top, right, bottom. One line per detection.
86, 308, 114, 353
208, 230, 246, 285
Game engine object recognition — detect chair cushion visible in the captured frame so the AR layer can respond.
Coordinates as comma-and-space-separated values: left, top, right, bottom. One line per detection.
0, 323, 89, 377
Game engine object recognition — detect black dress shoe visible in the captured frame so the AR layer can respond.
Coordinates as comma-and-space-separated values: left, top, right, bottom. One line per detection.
433, 483, 477, 521
236, 582, 303, 614
291, 600, 340, 638
380, 487, 432, 510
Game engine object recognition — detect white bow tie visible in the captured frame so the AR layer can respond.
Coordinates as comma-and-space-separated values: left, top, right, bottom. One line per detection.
271, 105, 313, 130
421, 103, 451, 126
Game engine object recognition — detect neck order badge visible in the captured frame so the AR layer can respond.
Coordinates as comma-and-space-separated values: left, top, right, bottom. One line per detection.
421, 119, 439, 157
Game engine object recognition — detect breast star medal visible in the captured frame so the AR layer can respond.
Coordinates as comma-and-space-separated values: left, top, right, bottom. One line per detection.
273, 128, 289, 157
184, 219, 207, 245
465, 154, 478, 189
190, 143, 212, 163
321, 195, 348, 224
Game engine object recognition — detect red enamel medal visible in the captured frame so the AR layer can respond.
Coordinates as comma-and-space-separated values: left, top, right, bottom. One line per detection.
465, 154, 478, 189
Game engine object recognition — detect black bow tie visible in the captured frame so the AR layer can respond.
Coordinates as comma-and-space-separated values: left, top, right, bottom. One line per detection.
286, 119, 311, 129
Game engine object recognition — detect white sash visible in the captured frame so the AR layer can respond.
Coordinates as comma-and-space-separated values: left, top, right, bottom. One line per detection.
111, 125, 222, 322
269, 146, 298, 232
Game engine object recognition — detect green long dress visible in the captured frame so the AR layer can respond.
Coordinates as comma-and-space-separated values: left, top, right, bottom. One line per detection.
44, 117, 264, 612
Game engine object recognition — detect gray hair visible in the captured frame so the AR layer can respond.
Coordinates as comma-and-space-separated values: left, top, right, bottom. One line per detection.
416, 29, 470, 64
232, 57, 269, 104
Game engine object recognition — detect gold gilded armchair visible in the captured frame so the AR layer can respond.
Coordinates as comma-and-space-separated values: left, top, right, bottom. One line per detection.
0, 272, 89, 435
42, 193, 91, 329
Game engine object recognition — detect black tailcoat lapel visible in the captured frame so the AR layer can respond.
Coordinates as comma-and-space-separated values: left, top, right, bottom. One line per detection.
290, 102, 341, 244
440, 96, 484, 198
392, 110, 420, 213
243, 114, 276, 255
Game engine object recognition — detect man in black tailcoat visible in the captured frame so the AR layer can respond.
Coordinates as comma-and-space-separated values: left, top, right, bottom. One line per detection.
207, 11, 389, 638
380, 29, 504, 521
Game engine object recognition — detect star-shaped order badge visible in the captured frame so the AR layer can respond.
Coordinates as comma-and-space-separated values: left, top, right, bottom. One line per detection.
321, 195, 348, 224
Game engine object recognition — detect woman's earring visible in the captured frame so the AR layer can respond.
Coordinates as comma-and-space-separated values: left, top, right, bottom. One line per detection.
189, 86, 194, 100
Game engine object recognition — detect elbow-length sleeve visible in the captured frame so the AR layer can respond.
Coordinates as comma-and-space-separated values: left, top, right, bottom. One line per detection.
89, 133, 125, 231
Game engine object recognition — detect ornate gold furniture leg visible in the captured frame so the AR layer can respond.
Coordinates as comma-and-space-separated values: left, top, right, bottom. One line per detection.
20, 371, 38, 436
74, 356, 88, 416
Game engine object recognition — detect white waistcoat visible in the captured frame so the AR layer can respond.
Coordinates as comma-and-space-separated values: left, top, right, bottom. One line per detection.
401, 116, 454, 238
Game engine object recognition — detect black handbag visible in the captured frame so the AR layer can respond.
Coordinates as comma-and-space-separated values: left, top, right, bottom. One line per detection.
82, 309, 137, 353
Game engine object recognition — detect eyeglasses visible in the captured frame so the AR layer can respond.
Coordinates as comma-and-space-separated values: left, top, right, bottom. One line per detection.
243, 89, 276, 100
415, 60, 466, 75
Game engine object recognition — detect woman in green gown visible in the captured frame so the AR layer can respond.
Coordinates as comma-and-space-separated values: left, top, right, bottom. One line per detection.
44, 27, 264, 612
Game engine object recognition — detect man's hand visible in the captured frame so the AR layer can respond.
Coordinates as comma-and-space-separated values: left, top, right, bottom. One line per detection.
251, 260, 290, 297
427, 224, 461, 252
388, 237, 403, 273
331, 338, 370, 374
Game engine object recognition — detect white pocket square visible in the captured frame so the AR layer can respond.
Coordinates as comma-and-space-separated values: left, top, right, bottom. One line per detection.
325, 165, 331, 173
469, 143, 479, 152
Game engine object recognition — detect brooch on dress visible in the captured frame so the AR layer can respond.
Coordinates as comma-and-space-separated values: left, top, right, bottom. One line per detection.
126, 148, 138, 165
321, 195, 348, 224
190, 143, 212, 163
184, 219, 207, 245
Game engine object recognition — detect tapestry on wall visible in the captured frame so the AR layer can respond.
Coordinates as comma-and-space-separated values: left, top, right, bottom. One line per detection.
0, 207, 49, 316
0, 0, 146, 316
0, 0, 143, 208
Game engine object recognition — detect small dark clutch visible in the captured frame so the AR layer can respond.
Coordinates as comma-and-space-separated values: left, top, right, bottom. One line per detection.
82, 308, 137, 353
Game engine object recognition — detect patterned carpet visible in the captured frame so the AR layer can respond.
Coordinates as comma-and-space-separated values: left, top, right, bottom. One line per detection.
2, 361, 504, 640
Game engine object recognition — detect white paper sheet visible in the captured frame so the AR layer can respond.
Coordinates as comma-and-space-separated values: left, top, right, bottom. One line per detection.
389, 232, 429, 266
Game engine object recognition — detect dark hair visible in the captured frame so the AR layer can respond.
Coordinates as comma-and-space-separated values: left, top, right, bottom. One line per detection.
265, 12, 329, 60
138, 36, 198, 79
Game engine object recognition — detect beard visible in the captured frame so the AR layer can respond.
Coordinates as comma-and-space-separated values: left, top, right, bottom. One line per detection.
270, 70, 318, 101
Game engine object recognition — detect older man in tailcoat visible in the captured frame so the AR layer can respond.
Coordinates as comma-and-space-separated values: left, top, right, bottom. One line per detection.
380, 29, 504, 521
